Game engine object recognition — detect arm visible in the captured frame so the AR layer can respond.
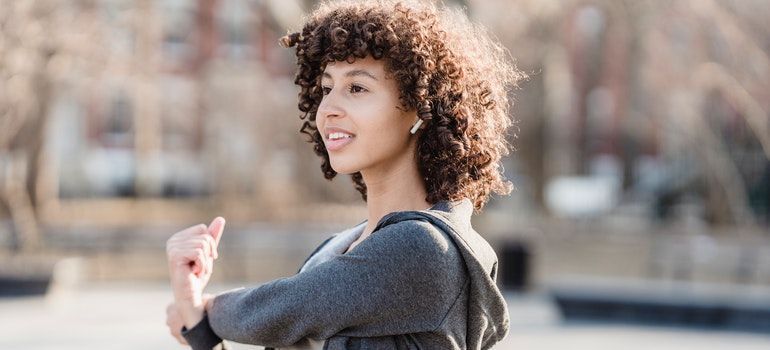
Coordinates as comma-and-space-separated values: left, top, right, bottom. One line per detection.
180, 233, 338, 350
204, 220, 464, 348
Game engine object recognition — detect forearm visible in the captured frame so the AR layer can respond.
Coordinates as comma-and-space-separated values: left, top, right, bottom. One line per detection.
206, 282, 318, 346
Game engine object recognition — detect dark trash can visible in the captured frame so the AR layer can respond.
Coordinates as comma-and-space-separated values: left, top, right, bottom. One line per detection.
499, 240, 531, 292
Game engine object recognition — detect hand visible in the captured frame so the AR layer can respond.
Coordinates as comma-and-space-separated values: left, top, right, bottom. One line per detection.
166, 217, 226, 326
166, 301, 188, 345
166, 294, 215, 345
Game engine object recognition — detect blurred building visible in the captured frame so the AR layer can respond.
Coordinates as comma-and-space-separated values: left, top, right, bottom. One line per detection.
0, 0, 768, 244
1, 0, 769, 295
1, 0, 378, 232
50, 0, 298, 200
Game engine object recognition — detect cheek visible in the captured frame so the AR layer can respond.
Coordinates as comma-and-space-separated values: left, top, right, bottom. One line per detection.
358, 119, 410, 156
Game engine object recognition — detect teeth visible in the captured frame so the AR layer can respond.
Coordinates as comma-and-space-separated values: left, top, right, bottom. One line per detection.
328, 132, 353, 140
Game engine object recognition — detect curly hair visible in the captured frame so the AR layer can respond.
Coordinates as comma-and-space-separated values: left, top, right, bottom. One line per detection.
279, 0, 525, 211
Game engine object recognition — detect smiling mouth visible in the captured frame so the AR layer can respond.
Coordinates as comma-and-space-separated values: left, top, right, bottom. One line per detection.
326, 132, 355, 141
325, 133, 355, 151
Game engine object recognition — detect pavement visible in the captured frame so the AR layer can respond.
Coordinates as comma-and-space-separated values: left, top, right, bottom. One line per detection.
1, 282, 769, 349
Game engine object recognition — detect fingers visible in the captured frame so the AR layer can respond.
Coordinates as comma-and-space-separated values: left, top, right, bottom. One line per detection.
175, 334, 188, 345
168, 223, 219, 259
167, 232, 217, 268
207, 217, 226, 259
167, 243, 211, 279
166, 218, 224, 288
193, 249, 207, 277
169, 245, 205, 276
170, 224, 208, 244
166, 302, 189, 345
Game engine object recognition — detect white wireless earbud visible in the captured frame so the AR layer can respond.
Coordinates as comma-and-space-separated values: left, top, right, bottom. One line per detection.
409, 119, 423, 134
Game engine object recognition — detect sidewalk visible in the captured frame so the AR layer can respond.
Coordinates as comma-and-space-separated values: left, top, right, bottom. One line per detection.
1, 282, 769, 349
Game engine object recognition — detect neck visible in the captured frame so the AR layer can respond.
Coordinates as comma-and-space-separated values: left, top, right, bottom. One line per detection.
360, 153, 431, 232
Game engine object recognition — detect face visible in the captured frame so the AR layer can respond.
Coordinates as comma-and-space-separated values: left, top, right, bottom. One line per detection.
317, 56, 419, 176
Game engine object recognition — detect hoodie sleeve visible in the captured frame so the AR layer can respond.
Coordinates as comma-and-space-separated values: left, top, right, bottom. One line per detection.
205, 219, 465, 348
180, 313, 228, 350
181, 234, 339, 350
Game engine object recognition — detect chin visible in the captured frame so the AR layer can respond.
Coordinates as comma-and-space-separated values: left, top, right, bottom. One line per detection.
329, 158, 361, 175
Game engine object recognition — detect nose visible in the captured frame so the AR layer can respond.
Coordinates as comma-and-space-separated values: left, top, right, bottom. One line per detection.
317, 89, 345, 122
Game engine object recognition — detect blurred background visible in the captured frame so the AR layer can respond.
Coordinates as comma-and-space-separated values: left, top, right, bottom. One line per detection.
1, 0, 769, 349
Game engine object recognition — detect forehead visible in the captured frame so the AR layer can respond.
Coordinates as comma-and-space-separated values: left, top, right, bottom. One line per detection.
322, 56, 386, 78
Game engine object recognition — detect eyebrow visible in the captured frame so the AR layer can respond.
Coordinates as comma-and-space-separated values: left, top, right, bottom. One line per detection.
322, 69, 379, 81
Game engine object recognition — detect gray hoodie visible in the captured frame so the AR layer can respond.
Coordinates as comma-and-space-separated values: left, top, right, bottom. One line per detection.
181, 198, 509, 349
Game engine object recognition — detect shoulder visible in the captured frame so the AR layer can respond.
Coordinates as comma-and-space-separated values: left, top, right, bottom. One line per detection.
384, 219, 452, 246
366, 219, 467, 297
367, 219, 463, 267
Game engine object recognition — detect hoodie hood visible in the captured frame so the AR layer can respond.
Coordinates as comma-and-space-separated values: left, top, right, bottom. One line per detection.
374, 198, 510, 349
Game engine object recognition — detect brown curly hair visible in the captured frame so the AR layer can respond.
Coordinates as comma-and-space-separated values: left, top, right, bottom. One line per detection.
280, 0, 525, 211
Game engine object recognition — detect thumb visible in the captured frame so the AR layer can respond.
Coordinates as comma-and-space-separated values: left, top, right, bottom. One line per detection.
207, 216, 226, 258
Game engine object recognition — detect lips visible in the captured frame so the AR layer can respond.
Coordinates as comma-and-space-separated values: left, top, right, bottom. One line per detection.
324, 126, 356, 138
325, 136, 354, 151
323, 126, 356, 152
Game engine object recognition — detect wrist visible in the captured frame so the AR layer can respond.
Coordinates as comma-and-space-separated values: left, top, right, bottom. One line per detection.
202, 293, 215, 313
178, 301, 206, 329
173, 289, 203, 306
174, 291, 205, 329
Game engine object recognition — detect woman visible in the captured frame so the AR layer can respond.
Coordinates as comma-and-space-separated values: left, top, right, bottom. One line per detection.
166, 0, 524, 349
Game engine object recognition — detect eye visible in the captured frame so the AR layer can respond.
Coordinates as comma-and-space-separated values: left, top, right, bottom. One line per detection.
349, 84, 367, 94
321, 86, 332, 95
